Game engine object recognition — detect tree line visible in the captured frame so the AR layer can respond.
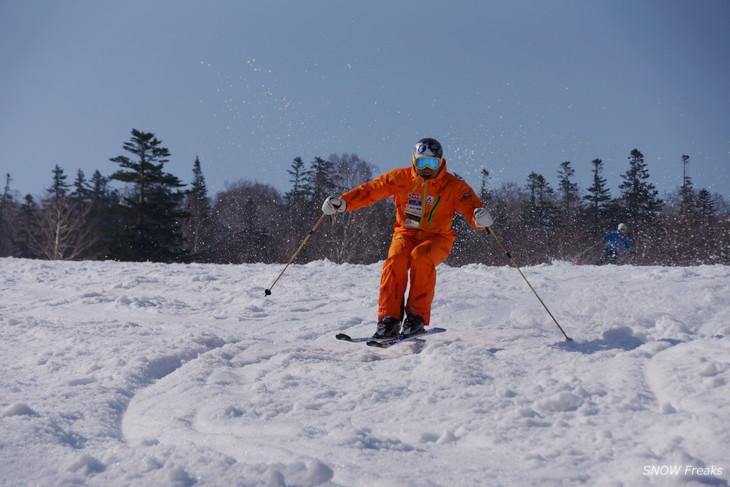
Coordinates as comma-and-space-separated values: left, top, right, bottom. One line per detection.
0, 129, 727, 266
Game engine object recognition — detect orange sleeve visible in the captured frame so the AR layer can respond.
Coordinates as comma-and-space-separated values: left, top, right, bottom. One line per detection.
340, 169, 403, 211
453, 180, 484, 231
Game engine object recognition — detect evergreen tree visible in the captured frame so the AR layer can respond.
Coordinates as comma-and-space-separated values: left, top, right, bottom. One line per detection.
284, 156, 312, 205
556, 161, 580, 214
183, 156, 212, 258
583, 158, 611, 232
618, 149, 663, 222
284, 157, 313, 238
107, 129, 190, 262
522, 172, 557, 227
88, 170, 117, 231
83, 170, 117, 258
190, 157, 208, 198
0, 174, 19, 257
679, 155, 695, 212
49, 164, 70, 200
479, 168, 492, 204
306, 156, 337, 206
90, 170, 109, 200
695, 189, 716, 216
14, 194, 39, 258
89, 170, 115, 217
70, 169, 92, 209
0, 174, 11, 214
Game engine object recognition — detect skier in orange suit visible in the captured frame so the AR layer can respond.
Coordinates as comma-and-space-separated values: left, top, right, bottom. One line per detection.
322, 138, 494, 338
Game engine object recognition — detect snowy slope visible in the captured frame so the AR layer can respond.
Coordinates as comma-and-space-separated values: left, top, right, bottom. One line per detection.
1, 258, 728, 487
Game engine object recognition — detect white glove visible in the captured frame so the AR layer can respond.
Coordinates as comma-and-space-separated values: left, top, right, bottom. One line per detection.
474, 207, 493, 228
322, 196, 347, 215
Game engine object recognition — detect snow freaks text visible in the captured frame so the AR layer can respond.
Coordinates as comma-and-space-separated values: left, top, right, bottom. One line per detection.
643, 465, 724, 478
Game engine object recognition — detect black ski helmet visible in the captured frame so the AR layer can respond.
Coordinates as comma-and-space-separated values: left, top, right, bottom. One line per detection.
413, 138, 443, 159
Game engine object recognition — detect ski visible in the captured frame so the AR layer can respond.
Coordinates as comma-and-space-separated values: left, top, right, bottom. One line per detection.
366, 327, 446, 348
335, 333, 374, 343
335, 327, 446, 347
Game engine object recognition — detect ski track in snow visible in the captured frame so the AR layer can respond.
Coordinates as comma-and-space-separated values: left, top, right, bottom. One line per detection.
0, 258, 729, 487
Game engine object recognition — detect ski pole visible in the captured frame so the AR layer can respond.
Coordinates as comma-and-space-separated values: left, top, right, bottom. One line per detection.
571, 240, 601, 265
574, 241, 601, 259
487, 227, 573, 342
265, 212, 327, 296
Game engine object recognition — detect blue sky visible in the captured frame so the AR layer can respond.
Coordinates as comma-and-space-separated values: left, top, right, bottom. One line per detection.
1, 0, 729, 202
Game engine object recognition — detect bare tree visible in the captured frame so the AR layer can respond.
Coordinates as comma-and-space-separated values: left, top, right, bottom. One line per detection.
31, 196, 98, 260
208, 181, 284, 263
326, 154, 392, 264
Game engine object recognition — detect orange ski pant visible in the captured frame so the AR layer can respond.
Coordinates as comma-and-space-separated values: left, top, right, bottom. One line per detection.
378, 232, 454, 326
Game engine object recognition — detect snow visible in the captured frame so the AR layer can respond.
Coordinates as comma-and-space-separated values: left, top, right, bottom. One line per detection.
1, 257, 728, 487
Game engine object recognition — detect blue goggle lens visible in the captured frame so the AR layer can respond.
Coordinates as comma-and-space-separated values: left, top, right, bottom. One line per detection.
414, 157, 442, 170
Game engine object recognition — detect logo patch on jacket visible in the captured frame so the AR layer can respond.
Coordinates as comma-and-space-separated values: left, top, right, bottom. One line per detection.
405, 192, 423, 228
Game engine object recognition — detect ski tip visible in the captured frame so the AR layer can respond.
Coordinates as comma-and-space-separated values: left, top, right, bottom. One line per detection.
366, 340, 388, 348
335, 333, 353, 341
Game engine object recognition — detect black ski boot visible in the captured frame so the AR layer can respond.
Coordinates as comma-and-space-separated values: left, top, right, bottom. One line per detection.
401, 313, 426, 337
373, 316, 401, 338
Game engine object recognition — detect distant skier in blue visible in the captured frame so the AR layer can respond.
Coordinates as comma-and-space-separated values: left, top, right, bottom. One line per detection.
597, 223, 633, 265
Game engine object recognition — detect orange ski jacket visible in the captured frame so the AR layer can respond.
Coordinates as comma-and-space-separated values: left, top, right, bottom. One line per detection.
340, 161, 485, 241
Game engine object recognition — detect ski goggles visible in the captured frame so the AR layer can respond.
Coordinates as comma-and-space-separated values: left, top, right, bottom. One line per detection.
412, 156, 444, 170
